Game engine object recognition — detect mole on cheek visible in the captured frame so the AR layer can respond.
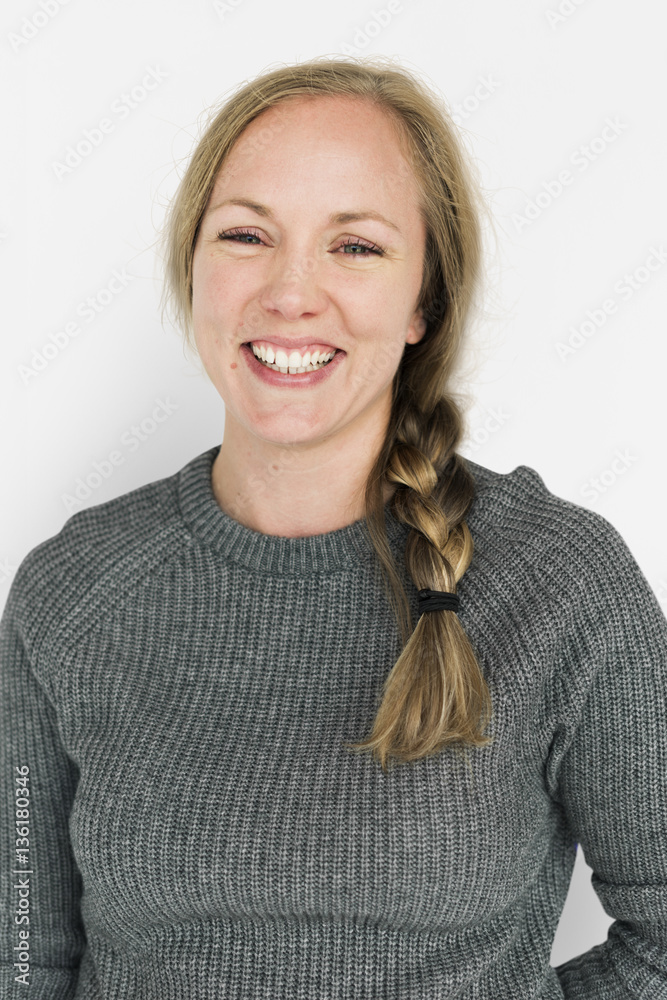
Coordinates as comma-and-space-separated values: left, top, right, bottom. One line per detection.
230, 362, 238, 369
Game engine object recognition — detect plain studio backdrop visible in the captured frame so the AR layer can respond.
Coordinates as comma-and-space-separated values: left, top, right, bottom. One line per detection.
2, 0, 666, 969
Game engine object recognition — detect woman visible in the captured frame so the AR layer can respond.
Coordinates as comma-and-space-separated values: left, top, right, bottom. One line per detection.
2, 55, 666, 999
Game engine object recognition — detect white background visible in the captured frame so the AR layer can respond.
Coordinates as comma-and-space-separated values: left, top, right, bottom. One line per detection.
2, 0, 666, 968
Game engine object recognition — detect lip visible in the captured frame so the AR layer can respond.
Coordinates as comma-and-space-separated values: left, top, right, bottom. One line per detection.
241, 342, 345, 386
245, 337, 341, 353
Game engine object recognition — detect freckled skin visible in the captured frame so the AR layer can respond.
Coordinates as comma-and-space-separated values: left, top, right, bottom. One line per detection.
190, 94, 427, 537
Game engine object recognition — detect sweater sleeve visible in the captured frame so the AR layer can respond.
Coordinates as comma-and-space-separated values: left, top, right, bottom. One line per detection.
547, 515, 667, 998
0, 558, 86, 999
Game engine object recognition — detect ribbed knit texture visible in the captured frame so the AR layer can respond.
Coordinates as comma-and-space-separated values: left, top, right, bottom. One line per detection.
2, 443, 666, 999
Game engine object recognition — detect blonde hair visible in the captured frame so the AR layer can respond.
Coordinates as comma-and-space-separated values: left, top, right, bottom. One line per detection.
159, 55, 494, 772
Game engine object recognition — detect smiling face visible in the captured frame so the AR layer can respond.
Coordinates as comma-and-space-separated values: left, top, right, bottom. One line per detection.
191, 94, 427, 453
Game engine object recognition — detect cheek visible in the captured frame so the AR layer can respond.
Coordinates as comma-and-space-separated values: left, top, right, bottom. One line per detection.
190, 254, 210, 324
192, 260, 246, 344
191, 264, 221, 357
355, 274, 412, 326
193, 261, 223, 318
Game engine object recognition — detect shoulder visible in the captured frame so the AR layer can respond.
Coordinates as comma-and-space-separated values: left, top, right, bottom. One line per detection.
460, 459, 666, 711
463, 456, 609, 548
3, 452, 198, 669
462, 456, 642, 600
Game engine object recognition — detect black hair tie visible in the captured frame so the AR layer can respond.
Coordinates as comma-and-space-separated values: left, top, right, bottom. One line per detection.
418, 588, 460, 614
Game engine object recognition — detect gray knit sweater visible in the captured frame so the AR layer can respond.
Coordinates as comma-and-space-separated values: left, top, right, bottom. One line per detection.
2, 443, 666, 999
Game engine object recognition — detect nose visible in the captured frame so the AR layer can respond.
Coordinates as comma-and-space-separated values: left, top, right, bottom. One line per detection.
257, 247, 328, 323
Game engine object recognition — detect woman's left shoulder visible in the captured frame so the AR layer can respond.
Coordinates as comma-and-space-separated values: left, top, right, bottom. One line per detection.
461, 456, 646, 597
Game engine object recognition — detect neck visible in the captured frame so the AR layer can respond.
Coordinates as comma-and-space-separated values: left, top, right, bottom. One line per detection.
210, 419, 396, 539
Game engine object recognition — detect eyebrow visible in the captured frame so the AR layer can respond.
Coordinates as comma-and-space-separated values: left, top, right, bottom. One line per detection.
207, 197, 403, 235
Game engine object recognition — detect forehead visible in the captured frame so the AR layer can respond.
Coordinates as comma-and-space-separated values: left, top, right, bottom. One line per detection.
211, 95, 421, 209
239, 94, 405, 148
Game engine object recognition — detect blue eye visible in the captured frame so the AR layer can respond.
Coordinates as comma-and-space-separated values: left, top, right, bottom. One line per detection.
215, 229, 385, 257
217, 229, 262, 244
338, 238, 384, 257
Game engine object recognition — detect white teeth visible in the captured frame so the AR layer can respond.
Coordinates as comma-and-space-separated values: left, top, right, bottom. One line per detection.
250, 343, 336, 374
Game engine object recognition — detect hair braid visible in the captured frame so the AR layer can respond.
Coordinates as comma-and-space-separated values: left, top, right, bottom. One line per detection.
344, 392, 493, 772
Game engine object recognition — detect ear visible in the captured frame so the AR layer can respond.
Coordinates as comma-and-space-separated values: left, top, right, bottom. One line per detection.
406, 309, 427, 345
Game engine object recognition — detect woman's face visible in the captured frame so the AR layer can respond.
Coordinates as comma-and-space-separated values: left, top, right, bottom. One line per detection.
191, 94, 427, 451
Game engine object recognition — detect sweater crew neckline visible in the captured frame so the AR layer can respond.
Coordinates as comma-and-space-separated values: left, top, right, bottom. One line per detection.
178, 444, 410, 575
